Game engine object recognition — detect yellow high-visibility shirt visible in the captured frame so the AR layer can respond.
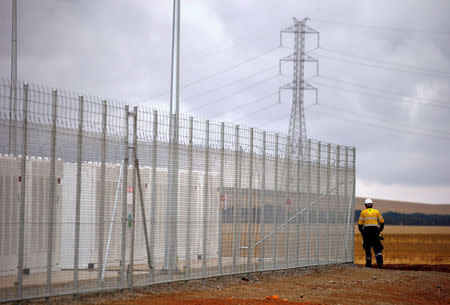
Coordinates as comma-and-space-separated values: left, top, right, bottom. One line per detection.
358, 208, 384, 227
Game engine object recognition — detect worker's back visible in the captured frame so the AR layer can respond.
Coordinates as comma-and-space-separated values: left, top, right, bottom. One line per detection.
359, 208, 383, 227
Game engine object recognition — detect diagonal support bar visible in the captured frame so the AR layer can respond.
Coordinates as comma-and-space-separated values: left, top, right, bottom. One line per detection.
252, 180, 347, 249
134, 157, 153, 271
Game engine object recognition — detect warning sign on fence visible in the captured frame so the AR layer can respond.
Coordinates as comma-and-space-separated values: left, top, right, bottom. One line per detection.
220, 194, 227, 210
127, 186, 133, 205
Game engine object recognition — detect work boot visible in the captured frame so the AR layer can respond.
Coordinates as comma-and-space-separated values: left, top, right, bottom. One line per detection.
365, 257, 372, 268
376, 253, 383, 269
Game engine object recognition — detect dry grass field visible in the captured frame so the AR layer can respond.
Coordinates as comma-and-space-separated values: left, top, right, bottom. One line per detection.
354, 225, 450, 265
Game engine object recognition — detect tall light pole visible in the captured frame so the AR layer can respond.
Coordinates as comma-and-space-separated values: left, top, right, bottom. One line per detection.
169, 0, 180, 118
164, 0, 180, 273
9, 0, 17, 155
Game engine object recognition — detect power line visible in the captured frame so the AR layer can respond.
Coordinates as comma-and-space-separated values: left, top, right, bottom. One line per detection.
316, 47, 450, 77
211, 92, 278, 120
252, 101, 450, 141
309, 105, 450, 141
183, 64, 277, 101
309, 79, 450, 110
234, 99, 278, 121
316, 102, 450, 135
315, 75, 449, 107
142, 46, 281, 102
311, 18, 450, 36
254, 104, 316, 129
187, 74, 281, 114
313, 52, 450, 79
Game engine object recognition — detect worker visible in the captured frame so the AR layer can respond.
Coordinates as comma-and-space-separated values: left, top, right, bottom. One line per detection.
358, 198, 384, 268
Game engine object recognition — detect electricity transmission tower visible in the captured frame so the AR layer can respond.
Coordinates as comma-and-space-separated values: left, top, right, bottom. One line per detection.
279, 18, 319, 151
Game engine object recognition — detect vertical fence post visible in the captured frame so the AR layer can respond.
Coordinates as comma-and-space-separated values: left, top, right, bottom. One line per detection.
272, 133, 279, 268
73, 96, 83, 293
17, 83, 28, 298
129, 107, 137, 287
218, 122, 224, 275
343, 147, 349, 261
326, 143, 331, 265
185, 116, 193, 279
121, 105, 129, 288
164, 113, 173, 274
351, 147, 356, 261
150, 111, 158, 282
259, 131, 266, 270
237, 146, 243, 272
315, 142, 321, 265
98, 100, 107, 287
232, 125, 239, 272
334, 146, 340, 263
246, 128, 254, 273
306, 139, 311, 265
172, 113, 179, 278
202, 120, 210, 279
46, 89, 58, 295
284, 136, 291, 270
295, 138, 302, 266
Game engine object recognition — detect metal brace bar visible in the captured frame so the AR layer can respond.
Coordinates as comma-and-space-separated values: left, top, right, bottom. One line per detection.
253, 181, 347, 248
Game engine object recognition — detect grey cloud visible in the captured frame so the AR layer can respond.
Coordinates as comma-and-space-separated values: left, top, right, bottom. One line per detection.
0, 0, 449, 201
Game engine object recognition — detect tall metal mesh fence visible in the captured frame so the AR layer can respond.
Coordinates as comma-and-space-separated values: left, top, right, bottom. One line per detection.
0, 79, 356, 302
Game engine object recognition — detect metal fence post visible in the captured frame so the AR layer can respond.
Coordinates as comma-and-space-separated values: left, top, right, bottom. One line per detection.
259, 131, 266, 270
185, 116, 193, 279
202, 120, 210, 279
237, 146, 243, 271
273, 133, 279, 268
306, 139, 311, 265
121, 105, 129, 288
246, 128, 254, 273
326, 143, 331, 265
351, 148, 356, 261
343, 147, 349, 261
73, 96, 84, 292
129, 107, 137, 287
17, 83, 28, 298
218, 122, 225, 275
295, 138, 302, 266
284, 136, 291, 269
46, 89, 58, 295
232, 125, 239, 272
164, 113, 173, 274
334, 146, 340, 263
172, 113, 179, 278
98, 100, 107, 287
150, 111, 158, 282
316, 142, 321, 265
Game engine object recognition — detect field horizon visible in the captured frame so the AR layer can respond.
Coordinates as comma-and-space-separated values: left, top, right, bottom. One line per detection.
355, 196, 450, 215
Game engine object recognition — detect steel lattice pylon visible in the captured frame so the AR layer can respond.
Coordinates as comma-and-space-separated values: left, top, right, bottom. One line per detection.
279, 18, 319, 152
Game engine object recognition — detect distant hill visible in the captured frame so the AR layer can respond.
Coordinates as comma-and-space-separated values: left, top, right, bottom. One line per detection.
355, 197, 450, 215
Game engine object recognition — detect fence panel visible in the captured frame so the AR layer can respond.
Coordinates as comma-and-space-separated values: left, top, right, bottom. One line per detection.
0, 80, 355, 302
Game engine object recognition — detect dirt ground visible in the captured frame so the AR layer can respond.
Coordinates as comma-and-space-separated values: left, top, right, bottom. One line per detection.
13, 227, 450, 305
22, 264, 450, 305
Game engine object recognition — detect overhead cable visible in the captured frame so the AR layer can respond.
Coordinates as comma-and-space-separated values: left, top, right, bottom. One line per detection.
143, 46, 281, 102
310, 79, 450, 110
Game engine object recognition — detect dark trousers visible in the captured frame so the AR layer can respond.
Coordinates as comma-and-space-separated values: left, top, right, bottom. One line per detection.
362, 226, 383, 259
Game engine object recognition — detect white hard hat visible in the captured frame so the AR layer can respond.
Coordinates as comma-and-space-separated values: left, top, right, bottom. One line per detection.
364, 198, 373, 205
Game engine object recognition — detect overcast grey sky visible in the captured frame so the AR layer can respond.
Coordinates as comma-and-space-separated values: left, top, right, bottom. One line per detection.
1, 0, 449, 204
